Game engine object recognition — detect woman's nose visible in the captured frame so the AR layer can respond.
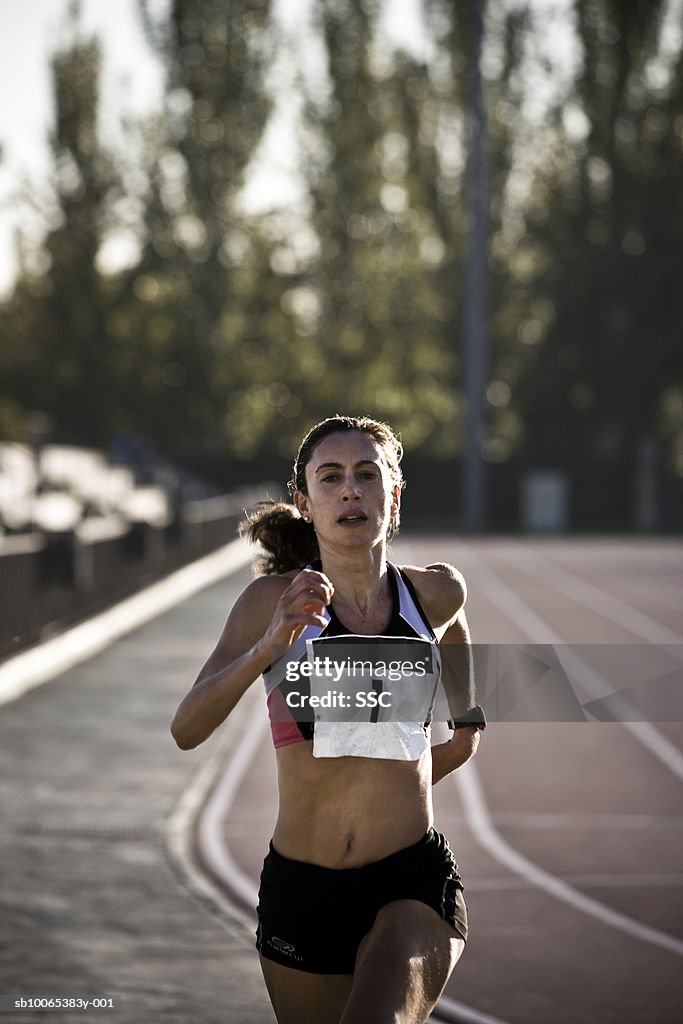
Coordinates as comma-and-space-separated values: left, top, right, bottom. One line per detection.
342, 477, 362, 500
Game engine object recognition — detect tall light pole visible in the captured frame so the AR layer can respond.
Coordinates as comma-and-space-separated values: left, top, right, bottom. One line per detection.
462, 0, 489, 532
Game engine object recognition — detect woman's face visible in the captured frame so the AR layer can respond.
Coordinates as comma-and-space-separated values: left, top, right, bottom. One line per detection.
295, 430, 400, 551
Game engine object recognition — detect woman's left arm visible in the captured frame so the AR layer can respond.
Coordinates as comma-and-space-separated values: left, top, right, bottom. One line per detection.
404, 563, 485, 784
431, 608, 484, 784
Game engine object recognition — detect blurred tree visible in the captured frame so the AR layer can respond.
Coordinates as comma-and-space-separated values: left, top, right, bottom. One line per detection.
0, 24, 123, 444
512, 0, 683, 488
292, 0, 456, 452
201, 0, 470, 458
0, 1, 279, 455
124, 0, 279, 454
1, 0, 680, 531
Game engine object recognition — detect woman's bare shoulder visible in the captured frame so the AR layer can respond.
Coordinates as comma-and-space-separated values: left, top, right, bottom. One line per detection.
225, 572, 291, 625
201, 572, 295, 671
399, 562, 466, 628
237, 571, 294, 608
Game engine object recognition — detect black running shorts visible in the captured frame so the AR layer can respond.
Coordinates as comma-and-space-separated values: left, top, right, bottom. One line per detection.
255, 828, 468, 974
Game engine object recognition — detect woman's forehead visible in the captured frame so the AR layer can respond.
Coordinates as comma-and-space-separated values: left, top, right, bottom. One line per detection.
308, 430, 386, 466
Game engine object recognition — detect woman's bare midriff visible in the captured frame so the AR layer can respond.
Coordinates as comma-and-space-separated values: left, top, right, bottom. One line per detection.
271, 740, 434, 867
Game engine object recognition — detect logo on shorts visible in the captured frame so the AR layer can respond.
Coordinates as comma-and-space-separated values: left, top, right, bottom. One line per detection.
271, 936, 296, 953
268, 936, 302, 961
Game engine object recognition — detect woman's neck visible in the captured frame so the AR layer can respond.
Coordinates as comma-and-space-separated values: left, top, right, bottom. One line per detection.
319, 543, 389, 618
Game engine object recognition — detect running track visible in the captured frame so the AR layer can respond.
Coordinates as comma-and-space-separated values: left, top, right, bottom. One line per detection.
210, 537, 683, 1024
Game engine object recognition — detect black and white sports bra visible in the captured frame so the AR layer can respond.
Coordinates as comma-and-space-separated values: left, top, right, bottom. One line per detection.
263, 562, 441, 760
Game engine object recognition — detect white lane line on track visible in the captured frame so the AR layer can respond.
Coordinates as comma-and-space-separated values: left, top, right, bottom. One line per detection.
455, 545, 561, 644
431, 810, 683, 829
620, 720, 683, 784
433, 998, 510, 1024
449, 541, 683, 955
477, 811, 683, 829
195, 696, 512, 1024
498, 541, 683, 645
454, 759, 683, 957
499, 541, 683, 783
0, 536, 253, 707
465, 873, 683, 891
456, 542, 683, 783
196, 701, 264, 909
164, 691, 263, 937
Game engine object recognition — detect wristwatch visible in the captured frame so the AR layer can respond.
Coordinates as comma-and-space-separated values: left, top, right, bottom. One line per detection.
448, 704, 487, 729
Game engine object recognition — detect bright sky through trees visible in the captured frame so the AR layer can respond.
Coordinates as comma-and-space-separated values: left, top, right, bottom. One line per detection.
0, 0, 679, 295
0, 0, 430, 294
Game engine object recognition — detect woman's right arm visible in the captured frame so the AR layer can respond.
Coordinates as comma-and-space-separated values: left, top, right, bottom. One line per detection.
170, 570, 333, 750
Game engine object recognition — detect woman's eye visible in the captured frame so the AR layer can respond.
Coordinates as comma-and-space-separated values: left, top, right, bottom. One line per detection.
322, 475, 339, 483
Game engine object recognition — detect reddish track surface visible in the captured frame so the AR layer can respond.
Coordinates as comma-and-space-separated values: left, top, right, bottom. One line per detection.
222, 538, 683, 1024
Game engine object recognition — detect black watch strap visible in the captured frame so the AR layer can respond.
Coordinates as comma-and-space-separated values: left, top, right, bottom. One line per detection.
448, 704, 487, 729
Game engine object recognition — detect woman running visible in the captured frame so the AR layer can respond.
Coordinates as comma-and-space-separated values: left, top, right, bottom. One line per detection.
171, 415, 485, 1024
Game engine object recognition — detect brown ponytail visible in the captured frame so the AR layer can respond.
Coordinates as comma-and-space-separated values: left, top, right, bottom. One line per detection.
240, 501, 319, 576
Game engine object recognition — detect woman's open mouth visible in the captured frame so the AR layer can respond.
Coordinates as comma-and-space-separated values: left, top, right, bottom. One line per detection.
337, 513, 368, 526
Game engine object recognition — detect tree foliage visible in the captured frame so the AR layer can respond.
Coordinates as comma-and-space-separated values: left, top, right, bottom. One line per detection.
501, 0, 683, 475
0, 33, 122, 444
0, 0, 681, 513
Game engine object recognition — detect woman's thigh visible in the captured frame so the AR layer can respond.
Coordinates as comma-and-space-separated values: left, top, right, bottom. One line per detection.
340, 899, 465, 1024
259, 956, 354, 1024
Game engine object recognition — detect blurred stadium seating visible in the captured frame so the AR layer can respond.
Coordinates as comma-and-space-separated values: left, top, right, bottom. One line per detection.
0, 441, 275, 661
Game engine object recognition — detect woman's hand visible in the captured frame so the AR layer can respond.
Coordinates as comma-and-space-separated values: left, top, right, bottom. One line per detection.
258, 569, 334, 651
171, 569, 332, 750
431, 724, 484, 785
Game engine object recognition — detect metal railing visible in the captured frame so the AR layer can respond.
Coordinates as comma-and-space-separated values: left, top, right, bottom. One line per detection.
0, 485, 274, 663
